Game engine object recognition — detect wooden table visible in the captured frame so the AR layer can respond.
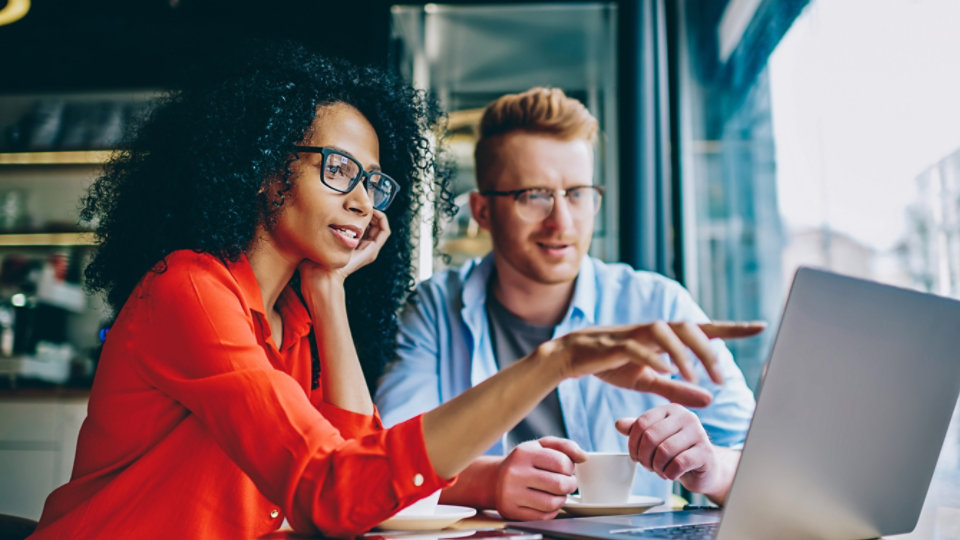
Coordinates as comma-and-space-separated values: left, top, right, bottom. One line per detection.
259, 498, 960, 540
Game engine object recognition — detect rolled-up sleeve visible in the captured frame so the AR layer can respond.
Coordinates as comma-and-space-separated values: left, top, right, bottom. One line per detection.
665, 284, 756, 448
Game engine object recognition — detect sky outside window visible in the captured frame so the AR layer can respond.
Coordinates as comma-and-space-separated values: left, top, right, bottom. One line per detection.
769, 0, 960, 257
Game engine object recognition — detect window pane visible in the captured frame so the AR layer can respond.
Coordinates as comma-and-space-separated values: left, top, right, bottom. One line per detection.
680, 0, 960, 389
679, 1, 960, 532
390, 4, 618, 274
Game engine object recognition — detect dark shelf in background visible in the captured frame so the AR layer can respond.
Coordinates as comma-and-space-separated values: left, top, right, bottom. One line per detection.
0, 0, 397, 93
0, 151, 111, 166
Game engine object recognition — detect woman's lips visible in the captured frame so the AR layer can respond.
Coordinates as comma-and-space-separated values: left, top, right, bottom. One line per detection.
330, 225, 361, 249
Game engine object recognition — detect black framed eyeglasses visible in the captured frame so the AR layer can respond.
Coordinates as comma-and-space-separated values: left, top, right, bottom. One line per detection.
292, 145, 401, 211
480, 185, 605, 222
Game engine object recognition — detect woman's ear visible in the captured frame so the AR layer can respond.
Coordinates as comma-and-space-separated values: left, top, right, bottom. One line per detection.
260, 176, 287, 208
469, 191, 492, 232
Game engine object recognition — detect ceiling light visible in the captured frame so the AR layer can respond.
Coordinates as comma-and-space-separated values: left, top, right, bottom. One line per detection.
0, 0, 30, 27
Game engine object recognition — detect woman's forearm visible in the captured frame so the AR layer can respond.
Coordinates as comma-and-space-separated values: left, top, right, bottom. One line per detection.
304, 278, 374, 415
423, 321, 766, 480
421, 344, 564, 478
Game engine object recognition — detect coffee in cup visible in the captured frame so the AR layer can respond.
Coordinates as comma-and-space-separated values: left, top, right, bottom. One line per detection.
574, 452, 637, 504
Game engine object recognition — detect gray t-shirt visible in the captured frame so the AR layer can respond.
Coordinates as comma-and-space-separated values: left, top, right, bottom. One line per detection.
486, 287, 568, 449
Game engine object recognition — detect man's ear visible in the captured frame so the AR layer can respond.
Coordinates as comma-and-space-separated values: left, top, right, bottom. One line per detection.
469, 191, 492, 232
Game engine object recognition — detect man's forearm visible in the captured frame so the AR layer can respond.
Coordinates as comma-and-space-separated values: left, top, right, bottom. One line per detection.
421, 347, 563, 478
438, 456, 502, 509
703, 447, 741, 506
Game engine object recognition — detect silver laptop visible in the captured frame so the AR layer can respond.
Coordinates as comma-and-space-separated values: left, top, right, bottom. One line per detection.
513, 267, 960, 540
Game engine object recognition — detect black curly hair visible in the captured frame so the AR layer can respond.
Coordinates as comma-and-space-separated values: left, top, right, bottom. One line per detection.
81, 41, 455, 391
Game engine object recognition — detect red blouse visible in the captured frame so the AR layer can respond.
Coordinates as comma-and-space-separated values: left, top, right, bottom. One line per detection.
31, 250, 451, 539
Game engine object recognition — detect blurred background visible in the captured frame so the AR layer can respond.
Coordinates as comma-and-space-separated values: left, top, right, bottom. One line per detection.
0, 1, 958, 535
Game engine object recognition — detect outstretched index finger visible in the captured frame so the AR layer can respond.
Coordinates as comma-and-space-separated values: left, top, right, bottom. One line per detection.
642, 377, 713, 408
699, 321, 766, 339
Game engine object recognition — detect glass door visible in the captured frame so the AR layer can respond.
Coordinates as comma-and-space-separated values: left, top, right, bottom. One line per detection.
390, 3, 618, 276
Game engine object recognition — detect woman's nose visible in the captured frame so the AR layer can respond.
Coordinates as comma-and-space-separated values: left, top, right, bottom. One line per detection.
345, 178, 373, 215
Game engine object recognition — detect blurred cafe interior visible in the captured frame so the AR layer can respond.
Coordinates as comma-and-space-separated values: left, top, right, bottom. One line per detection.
1, 0, 959, 537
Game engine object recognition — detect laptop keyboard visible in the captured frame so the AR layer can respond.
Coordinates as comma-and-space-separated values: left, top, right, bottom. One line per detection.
614, 522, 719, 539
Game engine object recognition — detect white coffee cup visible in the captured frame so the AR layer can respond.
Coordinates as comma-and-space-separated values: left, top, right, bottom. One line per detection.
574, 452, 637, 504
395, 489, 441, 516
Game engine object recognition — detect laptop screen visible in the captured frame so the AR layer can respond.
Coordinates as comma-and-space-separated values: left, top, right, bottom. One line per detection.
514, 268, 960, 540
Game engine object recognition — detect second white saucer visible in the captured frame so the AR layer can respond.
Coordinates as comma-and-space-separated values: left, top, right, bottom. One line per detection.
563, 495, 663, 517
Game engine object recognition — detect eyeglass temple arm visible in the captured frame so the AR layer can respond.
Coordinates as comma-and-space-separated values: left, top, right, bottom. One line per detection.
478, 189, 527, 198
292, 144, 326, 152
479, 187, 604, 197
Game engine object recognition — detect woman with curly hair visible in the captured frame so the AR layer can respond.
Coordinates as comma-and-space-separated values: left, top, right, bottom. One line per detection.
30, 42, 760, 539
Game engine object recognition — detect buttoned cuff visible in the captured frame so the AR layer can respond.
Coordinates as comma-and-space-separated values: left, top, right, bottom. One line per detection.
385, 414, 456, 508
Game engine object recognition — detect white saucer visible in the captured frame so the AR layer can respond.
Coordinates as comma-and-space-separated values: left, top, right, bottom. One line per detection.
563, 495, 663, 517
363, 529, 475, 540
376, 505, 478, 531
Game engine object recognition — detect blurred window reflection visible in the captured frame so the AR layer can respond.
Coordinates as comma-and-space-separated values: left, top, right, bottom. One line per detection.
678, 0, 960, 387
678, 1, 960, 533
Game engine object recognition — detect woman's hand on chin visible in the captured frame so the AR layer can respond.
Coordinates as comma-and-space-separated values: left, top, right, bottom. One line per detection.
344, 210, 391, 275
301, 210, 391, 286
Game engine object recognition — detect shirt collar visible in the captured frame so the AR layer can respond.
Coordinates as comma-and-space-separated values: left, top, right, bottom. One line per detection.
461, 253, 598, 326
461, 254, 496, 311
225, 253, 312, 343
226, 252, 267, 314
567, 255, 597, 325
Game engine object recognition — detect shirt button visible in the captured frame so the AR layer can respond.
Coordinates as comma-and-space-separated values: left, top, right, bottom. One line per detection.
269, 509, 279, 519
413, 473, 424, 487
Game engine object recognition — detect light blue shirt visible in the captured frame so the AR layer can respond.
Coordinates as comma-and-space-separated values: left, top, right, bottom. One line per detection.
375, 255, 756, 501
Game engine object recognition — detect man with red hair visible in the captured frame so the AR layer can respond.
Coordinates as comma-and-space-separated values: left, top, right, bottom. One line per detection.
376, 88, 755, 520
